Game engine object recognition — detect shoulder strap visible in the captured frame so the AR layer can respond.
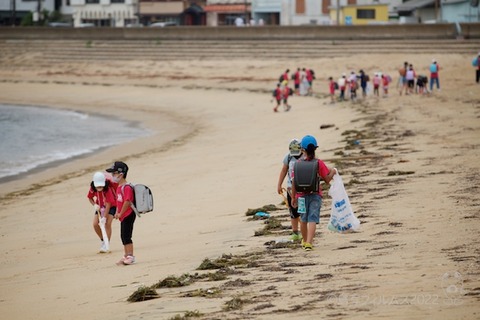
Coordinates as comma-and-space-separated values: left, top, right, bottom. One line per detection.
121, 184, 141, 218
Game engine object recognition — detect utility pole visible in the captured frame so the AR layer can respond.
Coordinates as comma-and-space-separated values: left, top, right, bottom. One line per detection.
336, 0, 340, 25
36, 0, 42, 26
244, 0, 248, 25
10, 0, 16, 26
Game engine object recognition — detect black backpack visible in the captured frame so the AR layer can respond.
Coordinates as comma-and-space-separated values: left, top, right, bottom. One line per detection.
294, 160, 319, 193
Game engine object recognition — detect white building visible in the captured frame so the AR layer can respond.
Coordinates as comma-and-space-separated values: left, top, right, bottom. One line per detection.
70, 0, 139, 27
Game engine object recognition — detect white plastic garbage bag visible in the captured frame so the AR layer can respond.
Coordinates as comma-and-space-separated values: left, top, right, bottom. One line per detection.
327, 171, 360, 233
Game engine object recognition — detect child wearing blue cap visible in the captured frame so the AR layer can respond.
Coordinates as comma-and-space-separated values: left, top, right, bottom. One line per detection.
291, 135, 336, 251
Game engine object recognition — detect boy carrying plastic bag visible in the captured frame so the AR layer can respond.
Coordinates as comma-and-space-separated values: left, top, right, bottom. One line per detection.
327, 171, 360, 233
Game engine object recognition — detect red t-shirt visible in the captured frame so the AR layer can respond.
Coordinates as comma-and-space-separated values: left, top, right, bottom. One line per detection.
116, 183, 134, 221
275, 88, 282, 100
329, 81, 335, 94
382, 77, 389, 86
292, 158, 330, 197
294, 71, 300, 85
87, 186, 116, 208
283, 86, 291, 98
306, 69, 313, 82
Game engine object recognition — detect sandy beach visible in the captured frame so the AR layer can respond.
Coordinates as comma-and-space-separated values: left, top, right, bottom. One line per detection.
0, 52, 479, 320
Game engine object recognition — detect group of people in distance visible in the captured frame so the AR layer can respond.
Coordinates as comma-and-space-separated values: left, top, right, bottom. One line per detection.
326, 58, 443, 104
398, 59, 441, 96
272, 67, 316, 112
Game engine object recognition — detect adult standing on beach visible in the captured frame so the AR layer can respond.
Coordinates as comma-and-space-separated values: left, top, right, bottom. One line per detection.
87, 171, 116, 253
306, 68, 315, 96
106, 161, 137, 265
277, 139, 303, 241
299, 68, 309, 96
359, 69, 368, 98
398, 61, 408, 95
291, 135, 336, 251
429, 59, 440, 91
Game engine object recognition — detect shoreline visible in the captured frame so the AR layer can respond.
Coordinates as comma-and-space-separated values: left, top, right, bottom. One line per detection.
0, 102, 153, 185
0, 85, 198, 200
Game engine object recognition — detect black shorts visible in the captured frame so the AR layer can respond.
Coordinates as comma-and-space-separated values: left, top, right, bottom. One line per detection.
408, 80, 415, 88
94, 206, 116, 216
120, 212, 136, 245
294, 84, 299, 89
287, 192, 299, 219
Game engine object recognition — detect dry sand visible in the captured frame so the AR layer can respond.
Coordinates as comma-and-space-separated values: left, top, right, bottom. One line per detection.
0, 53, 479, 320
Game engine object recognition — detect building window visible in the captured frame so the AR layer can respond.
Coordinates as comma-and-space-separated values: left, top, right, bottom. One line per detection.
86, 0, 100, 4
111, 0, 125, 3
357, 9, 375, 19
296, 0, 305, 14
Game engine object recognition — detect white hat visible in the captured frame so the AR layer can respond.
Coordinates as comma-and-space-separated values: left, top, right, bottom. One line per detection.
93, 172, 106, 187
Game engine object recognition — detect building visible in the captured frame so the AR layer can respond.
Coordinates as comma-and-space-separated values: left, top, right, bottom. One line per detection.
0, 0, 57, 26
442, 0, 480, 23
70, 0, 139, 27
138, 0, 206, 26
395, 0, 443, 23
329, 2, 389, 25
251, 0, 403, 26
203, 0, 251, 26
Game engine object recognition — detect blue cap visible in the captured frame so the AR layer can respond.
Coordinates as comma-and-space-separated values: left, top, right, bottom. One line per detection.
301, 135, 317, 149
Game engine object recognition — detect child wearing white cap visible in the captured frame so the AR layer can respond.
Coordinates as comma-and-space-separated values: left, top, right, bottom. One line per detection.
87, 171, 117, 253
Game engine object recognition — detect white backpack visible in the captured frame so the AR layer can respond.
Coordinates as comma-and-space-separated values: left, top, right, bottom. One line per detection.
122, 184, 154, 217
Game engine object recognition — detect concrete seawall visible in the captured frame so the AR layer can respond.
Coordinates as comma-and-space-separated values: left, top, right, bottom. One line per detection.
1, 23, 479, 40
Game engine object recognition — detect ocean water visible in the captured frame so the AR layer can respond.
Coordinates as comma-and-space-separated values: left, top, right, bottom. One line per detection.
0, 104, 150, 182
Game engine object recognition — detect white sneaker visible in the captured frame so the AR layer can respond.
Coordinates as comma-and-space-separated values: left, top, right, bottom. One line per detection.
99, 241, 108, 253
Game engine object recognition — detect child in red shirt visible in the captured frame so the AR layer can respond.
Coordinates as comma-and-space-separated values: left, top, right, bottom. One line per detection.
328, 77, 336, 103
106, 161, 137, 265
87, 172, 116, 253
272, 83, 282, 112
382, 74, 390, 97
373, 73, 381, 97
283, 84, 292, 111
